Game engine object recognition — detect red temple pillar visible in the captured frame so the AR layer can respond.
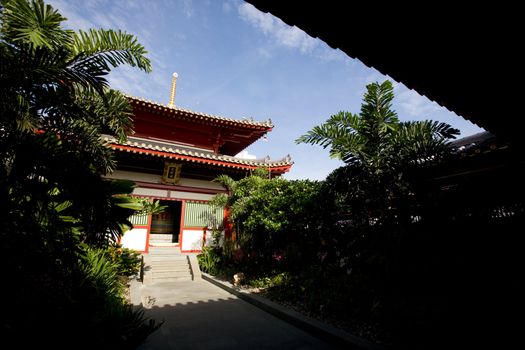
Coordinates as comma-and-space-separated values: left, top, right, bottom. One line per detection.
223, 207, 234, 241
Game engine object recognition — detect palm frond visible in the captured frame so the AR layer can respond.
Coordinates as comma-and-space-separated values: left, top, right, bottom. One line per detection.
71, 29, 151, 73
427, 120, 460, 140
298, 79, 459, 174
296, 111, 364, 163
209, 193, 228, 208
73, 87, 134, 142
229, 195, 251, 220
332, 132, 365, 164
213, 174, 236, 192
1, 0, 73, 48
360, 80, 399, 126
63, 54, 110, 94
326, 111, 361, 131
1, 43, 69, 88
48, 118, 116, 174
0, 43, 91, 114
295, 125, 335, 149
296, 111, 360, 146
393, 120, 459, 166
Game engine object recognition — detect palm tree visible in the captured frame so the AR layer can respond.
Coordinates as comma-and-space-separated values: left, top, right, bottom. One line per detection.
0, 0, 152, 245
297, 80, 459, 220
1, 0, 159, 346
297, 81, 465, 344
297, 81, 458, 171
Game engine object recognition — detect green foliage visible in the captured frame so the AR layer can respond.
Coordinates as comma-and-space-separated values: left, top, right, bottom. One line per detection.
197, 246, 223, 275
252, 166, 270, 179
247, 272, 290, 289
107, 244, 142, 277
1, 0, 73, 49
211, 170, 322, 271
297, 80, 460, 222
236, 179, 320, 249
79, 246, 160, 347
203, 82, 466, 346
209, 192, 228, 208
294, 81, 468, 346
0, 0, 151, 136
296, 80, 459, 170
132, 198, 168, 216
80, 246, 124, 299
212, 174, 237, 193
296, 110, 366, 164
71, 28, 152, 73
101, 301, 162, 348
0, 0, 156, 346
0, 0, 152, 245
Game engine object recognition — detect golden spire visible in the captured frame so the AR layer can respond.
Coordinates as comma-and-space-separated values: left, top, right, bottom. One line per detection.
168, 72, 178, 108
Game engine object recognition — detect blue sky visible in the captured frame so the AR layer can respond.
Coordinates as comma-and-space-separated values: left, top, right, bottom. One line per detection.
49, 0, 484, 180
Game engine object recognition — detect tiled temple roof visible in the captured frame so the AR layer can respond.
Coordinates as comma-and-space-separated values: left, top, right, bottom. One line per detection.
126, 95, 273, 129
103, 135, 293, 171
450, 132, 509, 157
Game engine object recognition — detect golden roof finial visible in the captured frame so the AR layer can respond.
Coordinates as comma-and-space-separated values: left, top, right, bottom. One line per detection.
168, 72, 178, 108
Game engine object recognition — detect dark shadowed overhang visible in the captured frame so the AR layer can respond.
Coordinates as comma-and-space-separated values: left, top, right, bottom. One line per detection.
246, 1, 522, 145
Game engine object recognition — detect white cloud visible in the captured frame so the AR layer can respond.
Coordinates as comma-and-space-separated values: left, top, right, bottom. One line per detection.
238, 3, 273, 33
257, 47, 273, 59
397, 88, 441, 117
364, 70, 384, 84
317, 47, 347, 63
235, 150, 257, 160
238, 3, 318, 53
182, 0, 194, 18
49, 0, 95, 30
222, 2, 232, 13
91, 12, 128, 30
107, 65, 151, 97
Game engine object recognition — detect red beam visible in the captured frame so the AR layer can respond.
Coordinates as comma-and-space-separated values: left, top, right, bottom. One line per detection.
111, 144, 292, 174
134, 181, 227, 194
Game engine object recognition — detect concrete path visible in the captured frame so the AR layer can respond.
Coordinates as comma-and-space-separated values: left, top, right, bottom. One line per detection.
135, 280, 334, 349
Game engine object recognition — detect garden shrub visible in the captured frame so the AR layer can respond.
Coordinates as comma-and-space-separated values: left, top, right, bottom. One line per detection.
78, 247, 160, 348
107, 244, 142, 277
197, 246, 223, 275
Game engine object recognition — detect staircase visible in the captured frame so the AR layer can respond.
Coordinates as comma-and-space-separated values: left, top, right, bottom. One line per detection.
149, 233, 178, 247
142, 247, 193, 284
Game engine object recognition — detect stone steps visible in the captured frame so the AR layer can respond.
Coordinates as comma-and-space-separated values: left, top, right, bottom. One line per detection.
149, 233, 175, 242
143, 249, 193, 285
149, 242, 179, 247
150, 264, 190, 272
150, 276, 192, 283
147, 258, 188, 265
151, 270, 191, 277
144, 254, 187, 261
147, 247, 181, 253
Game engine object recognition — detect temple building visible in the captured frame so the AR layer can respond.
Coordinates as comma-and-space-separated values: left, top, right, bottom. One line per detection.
105, 74, 292, 253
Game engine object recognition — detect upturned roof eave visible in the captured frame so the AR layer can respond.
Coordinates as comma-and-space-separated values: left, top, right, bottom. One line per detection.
126, 95, 274, 130
104, 137, 293, 173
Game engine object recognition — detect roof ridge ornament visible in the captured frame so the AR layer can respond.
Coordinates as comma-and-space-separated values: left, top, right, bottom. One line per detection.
168, 72, 178, 108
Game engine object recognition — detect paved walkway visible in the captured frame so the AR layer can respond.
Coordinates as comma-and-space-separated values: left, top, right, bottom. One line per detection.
134, 280, 334, 349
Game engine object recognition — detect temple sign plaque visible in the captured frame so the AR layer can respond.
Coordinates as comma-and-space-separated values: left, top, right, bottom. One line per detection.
162, 162, 181, 184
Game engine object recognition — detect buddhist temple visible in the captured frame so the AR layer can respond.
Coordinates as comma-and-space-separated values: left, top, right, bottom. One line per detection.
105, 73, 293, 253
